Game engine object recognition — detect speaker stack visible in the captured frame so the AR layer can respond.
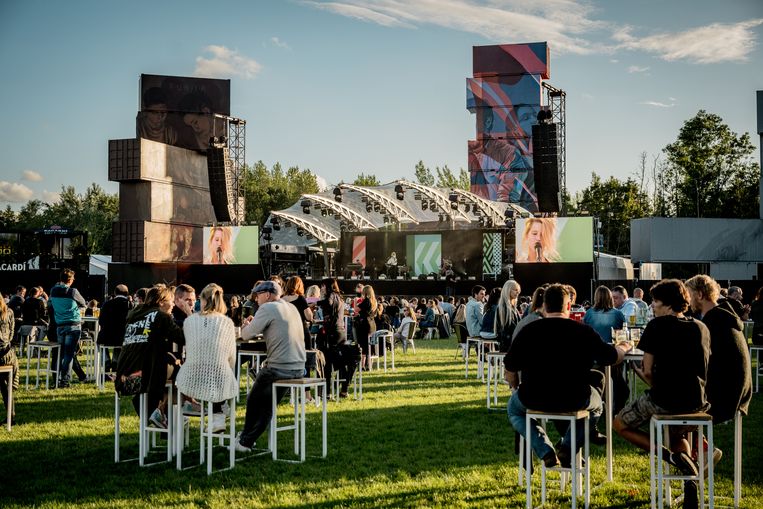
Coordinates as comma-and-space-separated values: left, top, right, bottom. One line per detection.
532, 123, 561, 213
206, 146, 236, 223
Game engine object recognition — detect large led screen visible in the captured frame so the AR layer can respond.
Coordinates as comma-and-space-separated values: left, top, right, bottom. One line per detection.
406, 234, 442, 276
514, 217, 593, 263
202, 226, 259, 265
138, 74, 231, 152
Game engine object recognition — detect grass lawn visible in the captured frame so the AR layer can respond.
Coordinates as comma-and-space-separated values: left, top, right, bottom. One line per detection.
1, 338, 762, 508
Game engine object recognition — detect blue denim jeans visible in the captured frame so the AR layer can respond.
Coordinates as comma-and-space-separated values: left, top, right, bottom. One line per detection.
238, 366, 304, 448
507, 387, 602, 459
57, 325, 81, 383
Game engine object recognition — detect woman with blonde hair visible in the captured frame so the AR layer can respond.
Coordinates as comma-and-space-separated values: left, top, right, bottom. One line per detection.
353, 284, 378, 369
176, 283, 238, 432
204, 227, 235, 264
496, 280, 522, 352
519, 218, 559, 263
0, 293, 19, 425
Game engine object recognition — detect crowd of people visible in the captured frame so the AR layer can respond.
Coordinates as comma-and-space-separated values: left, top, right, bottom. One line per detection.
0, 271, 761, 506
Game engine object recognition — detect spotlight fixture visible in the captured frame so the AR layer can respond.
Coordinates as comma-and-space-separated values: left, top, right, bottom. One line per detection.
450, 200, 459, 210
366, 203, 372, 213
262, 226, 273, 234
301, 200, 311, 214
321, 209, 328, 217
333, 186, 343, 202
504, 208, 515, 219
414, 191, 422, 201
438, 214, 444, 222
373, 202, 381, 213
297, 228, 304, 237
464, 203, 470, 213
383, 215, 389, 224
394, 184, 405, 200
422, 200, 428, 211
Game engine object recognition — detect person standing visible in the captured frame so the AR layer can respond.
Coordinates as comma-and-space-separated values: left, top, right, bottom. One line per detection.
614, 279, 711, 509
97, 284, 131, 372
353, 285, 378, 368
49, 269, 87, 388
316, 278, 360, 399
236, 281, 306, 452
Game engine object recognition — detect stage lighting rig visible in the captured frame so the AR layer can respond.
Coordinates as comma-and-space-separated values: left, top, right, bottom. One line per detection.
301, 199, 311, 214
321, 209, 328, 217
366, 203, 373, 213
394, 184, 405, 200
333, 186, 343, 202
464, 203, 470, 213
414, 191, 422, 201
422, 201, 428, 211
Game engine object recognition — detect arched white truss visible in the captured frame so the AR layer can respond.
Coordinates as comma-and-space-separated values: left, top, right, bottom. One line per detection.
338, 184, 419, 224
302, 194, 377, 230
449, 189, 512, 224
271, 211, 339, 244
397, 180, 471, 222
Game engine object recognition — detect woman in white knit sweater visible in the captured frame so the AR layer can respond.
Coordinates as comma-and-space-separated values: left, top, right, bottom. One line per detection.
176, 283, 238, 432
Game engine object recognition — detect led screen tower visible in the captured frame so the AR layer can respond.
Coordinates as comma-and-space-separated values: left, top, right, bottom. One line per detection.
467, 43, 550, 213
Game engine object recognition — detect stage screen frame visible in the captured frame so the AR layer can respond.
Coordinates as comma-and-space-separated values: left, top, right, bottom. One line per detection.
514, 217, 593, 263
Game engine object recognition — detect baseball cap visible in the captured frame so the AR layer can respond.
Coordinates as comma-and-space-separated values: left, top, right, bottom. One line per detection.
253, 280, 281, 296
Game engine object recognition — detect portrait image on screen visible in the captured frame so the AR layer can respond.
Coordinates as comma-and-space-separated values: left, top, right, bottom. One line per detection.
203, 226, 259, 265
514, 217, 592, 263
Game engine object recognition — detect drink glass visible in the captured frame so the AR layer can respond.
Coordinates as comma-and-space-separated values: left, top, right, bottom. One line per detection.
79, 308, 86, 318
628, 314, 636, 326
93, 308, 100, 318
630, 328, 641, 349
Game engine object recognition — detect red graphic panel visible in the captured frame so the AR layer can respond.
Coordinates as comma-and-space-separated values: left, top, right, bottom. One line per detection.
352, 236, 367, 268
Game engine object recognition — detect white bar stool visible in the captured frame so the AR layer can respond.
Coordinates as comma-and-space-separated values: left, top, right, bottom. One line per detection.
524, 409, 590, 509
464, 337, 481, 378
649, 413, 714, 509
175, 391, 236, 474
485, 352, 505, 410
330, 364, 362, 400
270, 378, 327, 462
114, 383, 174, 466
25, 341, 60, 389
96, 345, 120, 390
0, 365, 13, 431
78, 336, 96, 381
478, 339, 498, 381
236, 351, 266, 400
749, 346, 762, 393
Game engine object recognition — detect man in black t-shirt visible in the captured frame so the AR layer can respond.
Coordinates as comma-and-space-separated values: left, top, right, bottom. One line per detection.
505, 284, 628, 468
613, 279, 710, 509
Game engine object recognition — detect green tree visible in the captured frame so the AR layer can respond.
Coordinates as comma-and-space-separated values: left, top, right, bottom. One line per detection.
353, 173, 380, 186
414, 160, 435, 187
576, 173, 652, 255
662, 110, 760, 218
434, 164, 470, 190
242, 161, 320, 226
0, 205, 17, 230
44, 184, 118, 254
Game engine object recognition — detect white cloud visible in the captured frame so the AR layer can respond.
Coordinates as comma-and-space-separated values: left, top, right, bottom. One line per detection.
194, 45, 262, 79
627, 65, 649, 73
303, 0, 608, 55
271, 37, 291, 50
609, 58, 619, 63
21, 170, 43, 182
615, 19, 763, 64
41, 190, 60, 203
640, 99, 676, 108
0, 181, 34, 202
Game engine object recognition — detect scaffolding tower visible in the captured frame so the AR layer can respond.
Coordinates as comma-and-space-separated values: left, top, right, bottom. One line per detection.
542, 83, 567, 215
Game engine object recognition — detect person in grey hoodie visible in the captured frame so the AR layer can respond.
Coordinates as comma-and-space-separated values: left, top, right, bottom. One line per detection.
236, 280, 306, 452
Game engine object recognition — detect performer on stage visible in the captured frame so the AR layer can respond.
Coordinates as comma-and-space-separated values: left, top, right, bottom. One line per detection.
385, 252, 398, 279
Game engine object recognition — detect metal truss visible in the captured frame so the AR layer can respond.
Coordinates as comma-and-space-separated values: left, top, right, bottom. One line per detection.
543, 82, 567, 215
338, 184, 419, 224
271, 211, 339, 244
450, 189, 513, 224
397, 180, 471, 222
302, 194, 377, 230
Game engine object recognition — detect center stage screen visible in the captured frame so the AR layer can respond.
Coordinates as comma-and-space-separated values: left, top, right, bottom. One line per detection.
514, 217, 593, 263
406, 234, 442, 276
202, 226, 259, 265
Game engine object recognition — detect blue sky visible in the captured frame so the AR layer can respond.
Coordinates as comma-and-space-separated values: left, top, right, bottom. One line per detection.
1, 0, 761, 208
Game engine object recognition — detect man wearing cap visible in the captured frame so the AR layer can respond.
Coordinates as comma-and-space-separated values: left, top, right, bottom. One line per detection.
235, 280, 306, 452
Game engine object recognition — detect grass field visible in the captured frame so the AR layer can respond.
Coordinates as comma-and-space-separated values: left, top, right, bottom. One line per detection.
1, 338, 761, 508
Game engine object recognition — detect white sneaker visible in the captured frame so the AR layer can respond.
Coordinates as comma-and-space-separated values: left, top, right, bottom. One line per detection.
234, 437, 252, 453
211, 413, 226, 433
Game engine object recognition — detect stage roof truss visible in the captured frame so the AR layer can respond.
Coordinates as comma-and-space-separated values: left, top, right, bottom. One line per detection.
302, 194, 377, 230
339, 184, 419, 224
397, 180, 471, 222
450, 189, 514, 223
271, 211, 339, 243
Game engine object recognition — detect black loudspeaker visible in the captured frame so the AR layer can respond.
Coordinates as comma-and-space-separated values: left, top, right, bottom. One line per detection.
206, 146, 235, 222
532, 123, 561, 213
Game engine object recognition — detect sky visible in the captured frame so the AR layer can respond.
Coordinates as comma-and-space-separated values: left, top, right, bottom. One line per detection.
1, 0, 762, 209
